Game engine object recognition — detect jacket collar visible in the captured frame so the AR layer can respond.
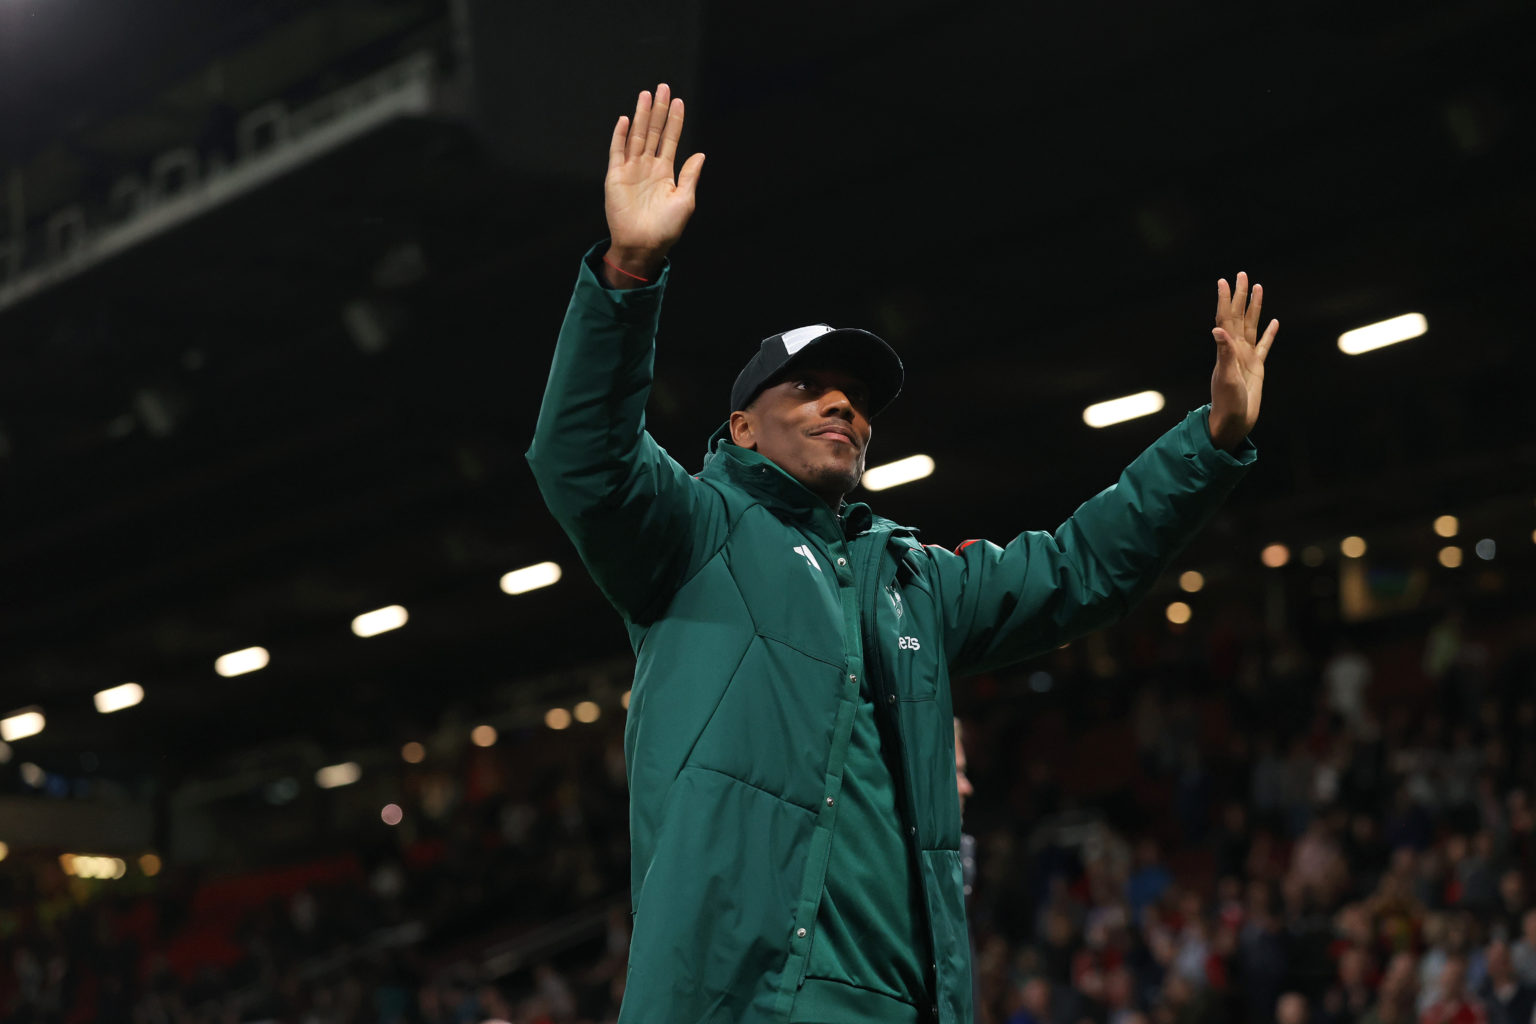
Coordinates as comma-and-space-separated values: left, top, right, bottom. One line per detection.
701, 434, 881, 542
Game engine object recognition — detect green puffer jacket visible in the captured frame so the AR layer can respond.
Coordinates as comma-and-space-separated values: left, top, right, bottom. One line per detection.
527, 247, 1256, 1024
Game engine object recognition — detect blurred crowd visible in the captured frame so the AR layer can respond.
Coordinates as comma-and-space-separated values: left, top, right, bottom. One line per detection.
3, 599, 1534, 1024
960, 602, 1536, 1024
0, 728, 633, 1023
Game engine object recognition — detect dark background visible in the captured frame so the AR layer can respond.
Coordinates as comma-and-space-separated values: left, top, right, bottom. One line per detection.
0, 0, 1531, 855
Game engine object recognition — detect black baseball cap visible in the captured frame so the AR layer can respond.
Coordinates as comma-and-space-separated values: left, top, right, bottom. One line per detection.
729, 324, 904, 416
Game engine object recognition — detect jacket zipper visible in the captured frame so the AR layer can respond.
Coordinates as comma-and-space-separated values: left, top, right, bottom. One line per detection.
856, 529, 941, 1016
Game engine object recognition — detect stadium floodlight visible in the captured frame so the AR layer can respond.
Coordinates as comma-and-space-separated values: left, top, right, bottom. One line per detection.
501, 561, 562, 595
94, 683, 145, 714
862, 454, 935, 492
1337, 313, 1427, 355
315, 762, 361, 789
0, 709, 45, 742
215, 646, 269, 677
351, 605, 408, 638
1083, 391, 1165, 428
1261, 544, 1291, 568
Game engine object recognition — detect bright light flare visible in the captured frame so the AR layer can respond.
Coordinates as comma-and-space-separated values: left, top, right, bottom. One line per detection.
351, 605, 408, 637
545, 708, 572, 730
138, 853, 162, 877
1, 710, 45, 742
1165, 601, 1192, 625
501, 561, 562, 595
1340, 536, 1368, 559
94, 682, 144, 714
1261, 544, 1291, 568
1433, 515, 1459, 538
60, 854, 127, 880
861, 454, 935, 492
381, 803, 403, 826
1178, 570, 1204, 593
573, 700, 601, 724
471, 725, 498, 747
315, 761, 361, 789
1083, 391, 1165, 428
215, 646, 269, 677
1475, 539, 1495, 561
621, 690, 631, 710
401, 741, 425, 764
1337, 313, 1427, 355
1438, 546, 1463, 568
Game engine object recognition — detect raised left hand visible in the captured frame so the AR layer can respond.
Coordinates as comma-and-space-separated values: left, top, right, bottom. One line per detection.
1208, 271, 1279, 451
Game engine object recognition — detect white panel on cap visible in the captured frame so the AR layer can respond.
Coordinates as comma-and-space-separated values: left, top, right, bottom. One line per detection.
781, 324, 833, 354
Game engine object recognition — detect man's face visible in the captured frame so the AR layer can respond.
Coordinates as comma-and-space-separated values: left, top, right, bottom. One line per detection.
729, 363, 872, 507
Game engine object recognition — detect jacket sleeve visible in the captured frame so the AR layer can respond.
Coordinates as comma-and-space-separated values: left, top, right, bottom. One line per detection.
928, 406, 1254, 676
525, 245, 727, 624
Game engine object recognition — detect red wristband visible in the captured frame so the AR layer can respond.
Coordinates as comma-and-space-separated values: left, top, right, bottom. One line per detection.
603, 255, 650, 283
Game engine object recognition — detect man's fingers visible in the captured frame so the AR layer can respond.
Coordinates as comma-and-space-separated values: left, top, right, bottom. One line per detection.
677, 151, 706, 199
1256, 319, 1279, 361
1214, 278, 1230, 326
627, 90, 654, 160
658, 97, 686, 165
1245, 283, 1263, 337
1232, 271, 1249, 321
645, 83, 671, 157
609, 115, 630, 170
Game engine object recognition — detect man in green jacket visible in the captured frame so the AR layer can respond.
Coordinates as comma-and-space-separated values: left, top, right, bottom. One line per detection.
527, 84, 1278, 1024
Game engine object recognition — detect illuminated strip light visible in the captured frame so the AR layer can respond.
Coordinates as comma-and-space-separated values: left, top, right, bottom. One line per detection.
352, 605, 408, 637
1337, 313, 1427, 355
1083, 391, 1166, 428
214, 646, 269, 678
501, 561, 562, 595
1, 710, 45, 742
60, 854, 128, 880
862, 454, 935, 492
315, 762, 362, 789
94, 683, 145, 714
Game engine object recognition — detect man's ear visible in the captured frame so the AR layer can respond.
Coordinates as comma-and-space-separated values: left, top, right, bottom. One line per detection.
729, 410, 755, 450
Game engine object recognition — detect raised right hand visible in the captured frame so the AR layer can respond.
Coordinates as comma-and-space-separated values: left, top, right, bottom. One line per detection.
603, 83, 705, 287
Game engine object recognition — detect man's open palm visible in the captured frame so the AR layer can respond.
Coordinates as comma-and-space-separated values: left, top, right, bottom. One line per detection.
1208, 271, 1279, 450
605, 84, 705, 268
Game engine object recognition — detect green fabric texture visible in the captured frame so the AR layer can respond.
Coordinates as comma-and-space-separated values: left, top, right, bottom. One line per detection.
798, 691, 929, 1015
526, 245, 1256, 1024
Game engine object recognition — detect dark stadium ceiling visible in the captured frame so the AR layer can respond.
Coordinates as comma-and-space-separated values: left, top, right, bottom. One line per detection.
0, 0, 1532, 790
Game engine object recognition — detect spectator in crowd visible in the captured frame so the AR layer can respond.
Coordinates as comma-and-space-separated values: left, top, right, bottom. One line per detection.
1008, 976, 1055, 1024
1322, 945, 1379, 1024
1363, 951, 1422, 1024
1476, 940, 1536, 1024
1511, 909, 1536, 986
1275, 991, 1309, 1024
1420, 955, 1488, 1024
1493, 870, 1529, 942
